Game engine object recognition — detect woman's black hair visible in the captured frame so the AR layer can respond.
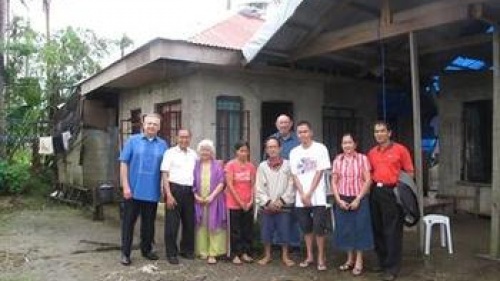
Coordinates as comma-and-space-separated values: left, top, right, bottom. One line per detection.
234, 140, 250, 151
341, 132, 358, 143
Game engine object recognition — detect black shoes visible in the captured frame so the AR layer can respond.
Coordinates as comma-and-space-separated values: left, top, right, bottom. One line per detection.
120, 255, 131, 266
180, 252, 195, 260
167, 256, 180, 264
142, 251, 159, 260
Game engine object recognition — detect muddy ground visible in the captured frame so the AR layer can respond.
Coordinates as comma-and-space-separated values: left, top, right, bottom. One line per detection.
1, 197, 499, 281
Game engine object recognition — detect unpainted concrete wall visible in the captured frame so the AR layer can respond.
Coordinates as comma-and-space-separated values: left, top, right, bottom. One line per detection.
439, 72, 492, 215
119, 68, 325, 162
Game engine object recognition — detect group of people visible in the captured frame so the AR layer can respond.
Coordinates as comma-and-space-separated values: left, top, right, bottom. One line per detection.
119, 113, 414, 281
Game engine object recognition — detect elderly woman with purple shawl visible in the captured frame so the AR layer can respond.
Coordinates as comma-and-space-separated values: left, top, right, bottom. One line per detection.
193, 139, 227, 264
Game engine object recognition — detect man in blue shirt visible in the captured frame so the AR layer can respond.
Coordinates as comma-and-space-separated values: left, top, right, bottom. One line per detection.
271, 114, 300, 159
119, 113, 168, 266
270, 114, 301, 250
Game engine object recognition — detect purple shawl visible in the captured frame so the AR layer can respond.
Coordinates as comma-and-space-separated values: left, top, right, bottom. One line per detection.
192, 159, 227, 231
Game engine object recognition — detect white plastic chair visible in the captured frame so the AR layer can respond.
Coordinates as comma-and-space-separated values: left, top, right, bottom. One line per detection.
423, 214, 453, 255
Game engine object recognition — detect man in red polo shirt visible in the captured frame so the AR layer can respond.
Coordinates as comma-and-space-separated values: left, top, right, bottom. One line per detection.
368, 121, 414, 281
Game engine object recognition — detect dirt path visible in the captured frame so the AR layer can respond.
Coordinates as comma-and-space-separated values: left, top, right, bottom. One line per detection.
1, 198, 500, 281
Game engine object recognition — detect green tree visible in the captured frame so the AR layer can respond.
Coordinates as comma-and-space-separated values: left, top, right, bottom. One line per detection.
3, 15, 122, 165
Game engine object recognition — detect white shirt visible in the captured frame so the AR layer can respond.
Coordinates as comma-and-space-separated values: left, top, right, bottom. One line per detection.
289, 141, 331, 207
160, 146, 197, 186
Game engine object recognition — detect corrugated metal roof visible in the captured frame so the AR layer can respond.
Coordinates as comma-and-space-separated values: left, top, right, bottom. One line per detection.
189, 12, 265, 50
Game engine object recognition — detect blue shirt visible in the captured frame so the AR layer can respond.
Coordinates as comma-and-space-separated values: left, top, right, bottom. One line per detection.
271, 131, 300, 160
119, 133, 168, 202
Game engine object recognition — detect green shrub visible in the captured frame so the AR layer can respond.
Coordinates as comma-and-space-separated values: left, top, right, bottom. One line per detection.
0, 160, 31, 195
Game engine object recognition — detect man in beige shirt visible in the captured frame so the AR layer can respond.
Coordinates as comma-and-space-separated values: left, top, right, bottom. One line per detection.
256, 136, 295, 267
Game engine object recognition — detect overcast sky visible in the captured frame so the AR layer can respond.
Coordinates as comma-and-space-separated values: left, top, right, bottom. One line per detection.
11, 0, 249, 62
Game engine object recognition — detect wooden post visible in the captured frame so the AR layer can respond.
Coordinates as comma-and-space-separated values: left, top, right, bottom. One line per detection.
409, 31, 425, 253
491, 29, 500, 258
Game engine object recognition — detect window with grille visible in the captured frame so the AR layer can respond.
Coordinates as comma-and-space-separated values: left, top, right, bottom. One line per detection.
216, 96, 250, 161
322, 106, 360, 159
156, 100, 182, 145
130, 109, 142, 134
119, 108, 142, 149
461, 100, 492, 183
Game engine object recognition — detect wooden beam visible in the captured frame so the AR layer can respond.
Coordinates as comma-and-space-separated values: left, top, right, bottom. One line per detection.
293, 0, 488, 60
381, 0, 393, 27
420, 33, 492, 55
490, 29, 500, 258
409, 31, 425, 254
471, 3, 500, 29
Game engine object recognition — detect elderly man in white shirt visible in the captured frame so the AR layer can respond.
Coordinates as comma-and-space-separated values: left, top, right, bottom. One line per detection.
161, 129, 198, 265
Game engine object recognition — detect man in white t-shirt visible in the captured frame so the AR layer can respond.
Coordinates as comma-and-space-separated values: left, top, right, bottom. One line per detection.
289, 120, 331, 271
161, 129, 198, 265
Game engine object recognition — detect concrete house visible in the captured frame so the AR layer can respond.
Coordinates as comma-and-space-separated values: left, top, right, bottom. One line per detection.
55, 8, 372, 210
55, 0, 500, 257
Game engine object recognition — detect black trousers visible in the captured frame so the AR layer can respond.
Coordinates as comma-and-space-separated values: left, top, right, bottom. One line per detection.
229, 209, 254, 257
164, 183, 195, 258
121, 199, 158, 257
370, 186, 404, 275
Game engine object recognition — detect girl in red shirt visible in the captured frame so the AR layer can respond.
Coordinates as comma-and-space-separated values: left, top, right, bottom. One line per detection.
225, 140, 256, 264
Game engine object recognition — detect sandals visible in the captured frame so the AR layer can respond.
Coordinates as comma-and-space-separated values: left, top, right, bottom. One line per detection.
352, 266, 363, 276
241, 254, 254, 263
232, 256, 243, 265
207, 257, 217, 264
339, 262, 354, 271
299, 259, 314, 268
317, 263, 327, 271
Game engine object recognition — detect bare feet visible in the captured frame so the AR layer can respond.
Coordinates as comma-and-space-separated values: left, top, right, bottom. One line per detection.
232, 256, 243, 265
299, 259, 314, 268
282, 258, 295, 267
207, 256, 217, 264
241, 253, 254, 263
258, 256, 272, 265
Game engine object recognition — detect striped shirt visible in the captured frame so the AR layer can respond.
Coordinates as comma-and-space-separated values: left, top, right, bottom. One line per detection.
332, 152, 370, 197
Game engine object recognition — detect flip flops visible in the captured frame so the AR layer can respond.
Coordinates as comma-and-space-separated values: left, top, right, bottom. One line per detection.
352, 266, 363, 276
299, 259, 314, 268
317, 263, 327, 271
339, 262, 354, 271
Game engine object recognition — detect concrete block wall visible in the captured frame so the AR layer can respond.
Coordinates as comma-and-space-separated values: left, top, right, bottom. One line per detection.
194, 69, 324, 162
439, 72, 492, 214
118, 68, 325, 163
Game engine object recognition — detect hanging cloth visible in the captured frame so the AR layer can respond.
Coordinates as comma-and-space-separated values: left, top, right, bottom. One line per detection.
39, 137, 54, 155
62, 131, 72, 151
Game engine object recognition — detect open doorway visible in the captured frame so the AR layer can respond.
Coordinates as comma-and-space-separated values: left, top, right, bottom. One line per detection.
261, 101, 293, 158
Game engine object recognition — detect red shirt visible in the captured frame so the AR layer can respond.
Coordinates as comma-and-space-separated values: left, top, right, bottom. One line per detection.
368, 142, 414, 186
225, 160, 256, 210
332, 152, 371, 197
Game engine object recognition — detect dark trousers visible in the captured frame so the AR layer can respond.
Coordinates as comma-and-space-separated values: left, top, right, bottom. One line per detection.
121, 199, 158, 257
164, 183, 195, 258
370, 186, 404, 275
229, 209, 254, 257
